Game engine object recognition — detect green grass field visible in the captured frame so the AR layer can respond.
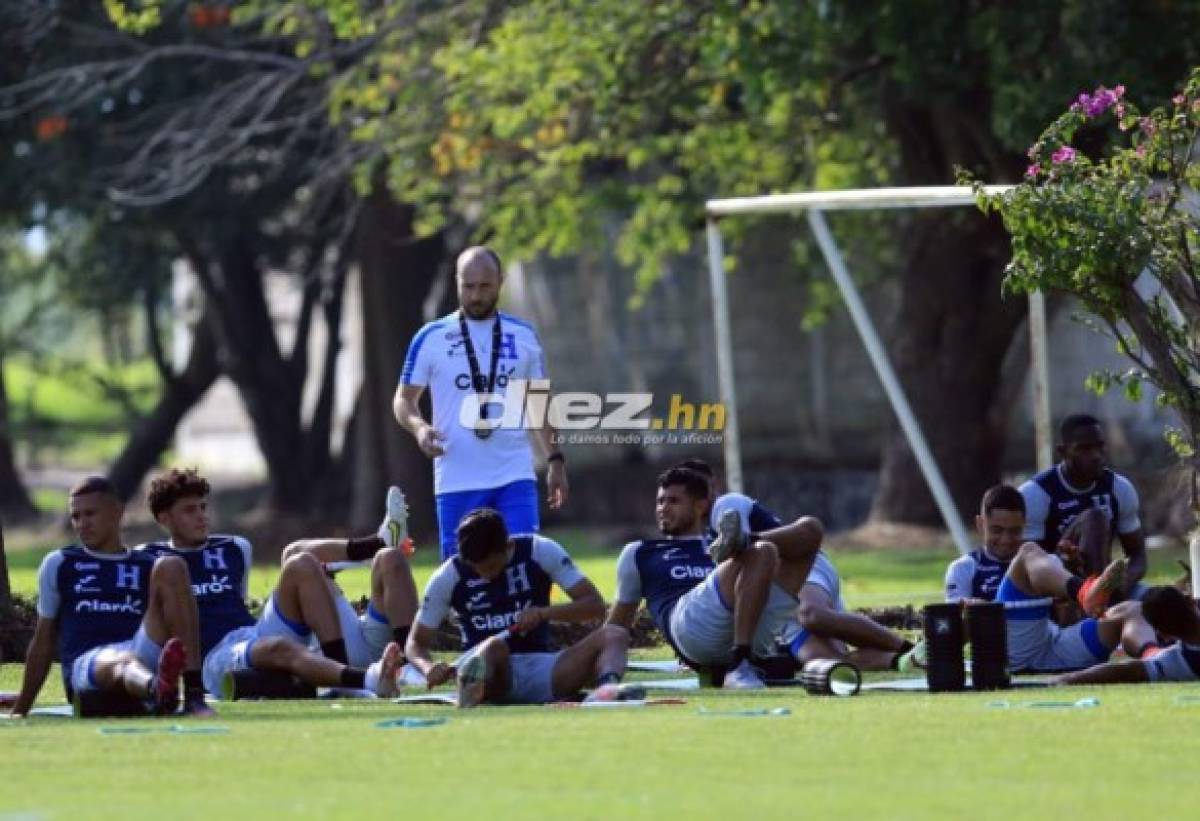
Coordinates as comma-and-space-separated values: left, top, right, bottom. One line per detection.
3, 535, 1198, 819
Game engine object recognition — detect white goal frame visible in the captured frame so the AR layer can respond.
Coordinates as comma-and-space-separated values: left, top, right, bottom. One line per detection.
704, 185, 1051, 555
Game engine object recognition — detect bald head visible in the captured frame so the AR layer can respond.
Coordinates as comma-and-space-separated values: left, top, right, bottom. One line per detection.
456, 246, 503, 318
457, 246, 503, 278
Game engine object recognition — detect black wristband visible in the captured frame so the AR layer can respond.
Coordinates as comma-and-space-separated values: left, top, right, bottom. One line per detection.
547, 451, 566, 464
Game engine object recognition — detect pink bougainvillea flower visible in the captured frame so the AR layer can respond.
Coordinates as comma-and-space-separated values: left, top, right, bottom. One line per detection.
1025, 164, 1041, 179
1051, 146, 1077, 164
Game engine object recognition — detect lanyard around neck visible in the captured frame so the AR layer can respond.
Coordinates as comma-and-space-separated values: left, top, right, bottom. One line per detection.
458, 310, 503, 418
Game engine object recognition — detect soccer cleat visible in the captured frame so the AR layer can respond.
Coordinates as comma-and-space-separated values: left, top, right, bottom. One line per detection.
369, 642, 405, 698
1077, 558, 1128, 617
708, 509, 749, 564
896, 638, 927, 673
583, 682, 647, 704
378, 486, 413, 555
182, 695, 217, 717
456, 652, 489, 709
721, 659, 765, 690
150, 637, 186, 715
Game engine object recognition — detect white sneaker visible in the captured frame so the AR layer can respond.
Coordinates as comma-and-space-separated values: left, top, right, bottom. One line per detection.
722, 660, 765, 690
367, 642, 404, 698
378, 486, 409, 549
708, 509, 748, 564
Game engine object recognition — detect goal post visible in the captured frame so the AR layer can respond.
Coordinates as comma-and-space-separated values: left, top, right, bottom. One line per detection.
704, 185, 1051, 555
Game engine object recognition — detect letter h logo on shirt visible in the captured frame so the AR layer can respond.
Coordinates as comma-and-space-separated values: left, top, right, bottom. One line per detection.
203, 548, 228, 571
506, 564, 532, 597
115, 563, 141, 590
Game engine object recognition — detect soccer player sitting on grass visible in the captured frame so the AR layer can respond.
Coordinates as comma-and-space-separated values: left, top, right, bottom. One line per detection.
406, 507, 631, 707
944, 485, 1025, 603
997, 542, 1154, 672
9, 477, 209, 718
1019, 413, 1147, 597
680, 459, 922, 675
1053, 585, 1197, 685
607, 467, 832, 689
276, 486, 420, 669
139, 468, 403, 699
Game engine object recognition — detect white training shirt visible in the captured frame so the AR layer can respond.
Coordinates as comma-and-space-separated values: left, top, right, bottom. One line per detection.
401, 310, 546, 494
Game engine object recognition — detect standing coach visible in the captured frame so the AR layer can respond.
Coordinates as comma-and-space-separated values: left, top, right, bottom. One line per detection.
393, 246, 568, 558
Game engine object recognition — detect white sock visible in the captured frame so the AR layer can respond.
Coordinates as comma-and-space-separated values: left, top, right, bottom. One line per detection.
364, 662, 381, 693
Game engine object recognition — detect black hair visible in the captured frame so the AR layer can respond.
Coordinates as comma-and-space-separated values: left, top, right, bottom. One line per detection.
656, 467, 709, 501
1059, 413, 1102, 444
69, 476, 119, 500
981, 484, 1025, 517
672, 458, 713, 479
456, 508, 509, 563
1141, 585, 1199, 639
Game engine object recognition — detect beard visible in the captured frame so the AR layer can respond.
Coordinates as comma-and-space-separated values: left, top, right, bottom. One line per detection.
462, 295, 499, 319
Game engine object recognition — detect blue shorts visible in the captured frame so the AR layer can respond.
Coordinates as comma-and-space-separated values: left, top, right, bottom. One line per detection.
435, 479, 539, 559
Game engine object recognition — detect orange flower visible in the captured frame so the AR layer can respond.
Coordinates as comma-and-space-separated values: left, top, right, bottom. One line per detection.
35, 115, 68, 142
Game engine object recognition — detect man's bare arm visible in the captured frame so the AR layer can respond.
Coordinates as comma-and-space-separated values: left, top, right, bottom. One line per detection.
1118, 529, 1148, 586
529, 419, 568, 509
606, 601, 639, 631
1054, 659, 1150, 686
393, 384, 446, 458
405, 622, 454, 687
10, 618, 58, 716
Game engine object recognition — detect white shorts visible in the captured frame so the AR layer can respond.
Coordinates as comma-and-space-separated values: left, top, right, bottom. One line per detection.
804, 552, 845, 609
502, 651, 562, 704
70, 626, 162, 695
998, 578, 1110, 672
668, 574, 796, 665
778, 552, 847, 656
336, 595, 392, 668
1143, 642, 1200, 682
202, 597, 313, 696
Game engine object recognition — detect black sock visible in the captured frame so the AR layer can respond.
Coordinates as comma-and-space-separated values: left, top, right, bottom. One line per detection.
347, 536, 385, 562
183, 670, 204, 698
392, 626, 410, 648
732, 644, 752, 666
340, 667, 366, 689
1066, 576, 1084, 602
596, 672, 622, 687
321, 639, 349, 665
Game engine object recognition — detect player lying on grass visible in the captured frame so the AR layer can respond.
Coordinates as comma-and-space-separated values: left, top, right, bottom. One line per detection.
1019, 413, 1147, 597
944, 484, 1025, 603
608, 467, 830, 689
997, 542, 1154, 672
9, 477, 209, 718
139, 468, 403, 699
406, 507, 632, 707
276, 486, 420, 669
1053, 585, 1197, 685
681, 459, 922, 674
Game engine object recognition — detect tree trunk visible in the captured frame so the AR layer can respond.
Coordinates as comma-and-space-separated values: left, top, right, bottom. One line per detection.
347, 189, 449, 537
0, 518, 10, 610
869, 211, 1025, 523
181, 229, 314, 515
869, 95, 1027, 525
0, 351, 36, 525
107, 305, 221, 502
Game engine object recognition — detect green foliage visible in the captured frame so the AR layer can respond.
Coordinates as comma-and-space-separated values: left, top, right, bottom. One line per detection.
971, 68, 1200, 459
102, 0, 163, 35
